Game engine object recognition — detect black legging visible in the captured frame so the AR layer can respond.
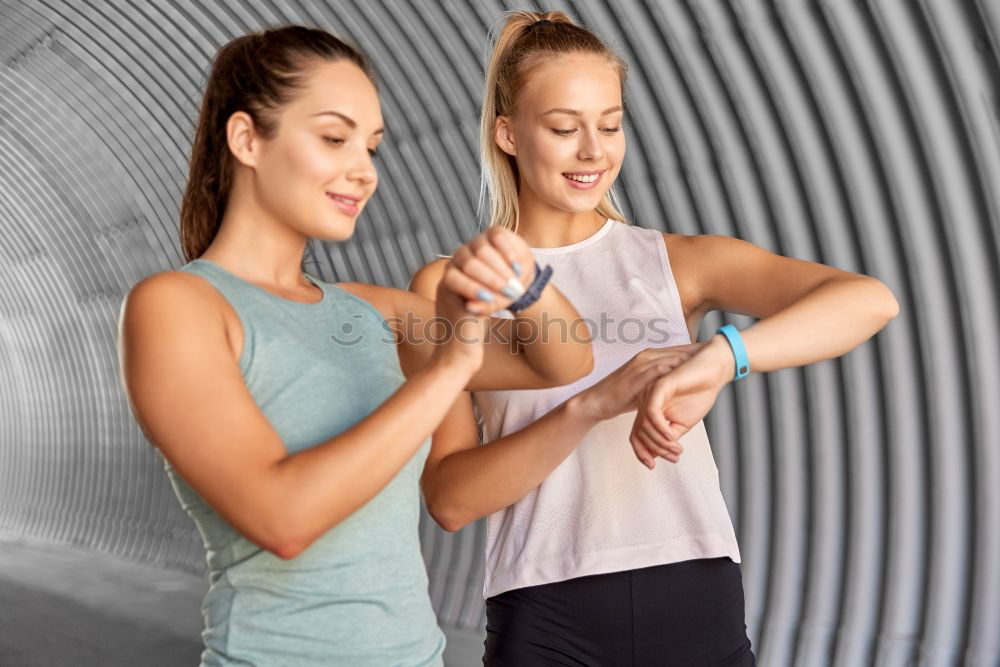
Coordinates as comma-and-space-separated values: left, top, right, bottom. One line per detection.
484, 557, 755, 666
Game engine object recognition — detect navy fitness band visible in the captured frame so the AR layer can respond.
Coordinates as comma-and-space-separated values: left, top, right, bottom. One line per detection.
508, 262, 553, 313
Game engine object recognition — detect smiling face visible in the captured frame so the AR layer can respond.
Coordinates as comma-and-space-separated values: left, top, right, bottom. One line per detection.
495, 52, 625, 216
244, 59, 384, 242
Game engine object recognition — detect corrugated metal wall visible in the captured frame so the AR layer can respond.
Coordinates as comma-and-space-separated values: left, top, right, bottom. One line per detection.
0, 1, 997, 665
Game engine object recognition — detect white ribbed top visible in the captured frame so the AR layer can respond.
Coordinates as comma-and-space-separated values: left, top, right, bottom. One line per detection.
473, 219, 741, 599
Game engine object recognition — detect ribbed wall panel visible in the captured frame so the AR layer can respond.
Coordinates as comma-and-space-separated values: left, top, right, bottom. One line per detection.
0, 1, 996, 665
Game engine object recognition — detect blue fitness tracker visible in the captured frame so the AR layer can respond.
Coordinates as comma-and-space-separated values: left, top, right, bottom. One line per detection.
716, 324, 750, 380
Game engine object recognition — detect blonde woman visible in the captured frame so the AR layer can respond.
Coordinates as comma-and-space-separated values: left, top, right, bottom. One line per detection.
118, 25, 593, 666
410, 11, 898, 665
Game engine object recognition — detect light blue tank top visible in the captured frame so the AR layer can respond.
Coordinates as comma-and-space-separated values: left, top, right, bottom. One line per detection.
164, 258, 445, 666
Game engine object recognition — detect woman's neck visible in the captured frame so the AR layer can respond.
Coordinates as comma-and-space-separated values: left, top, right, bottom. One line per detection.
515, 196, 607, 248
200, 183, 311, 290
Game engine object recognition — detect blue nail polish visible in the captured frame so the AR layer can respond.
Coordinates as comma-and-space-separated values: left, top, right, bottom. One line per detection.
501, 277, 525, 300
511, 261, 523, 277
476, 289, 494, 302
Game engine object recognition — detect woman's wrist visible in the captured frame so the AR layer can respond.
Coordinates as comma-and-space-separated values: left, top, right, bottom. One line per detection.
706, 333, 740, 387
564, 391, 605, 429
430, 347, 481, 383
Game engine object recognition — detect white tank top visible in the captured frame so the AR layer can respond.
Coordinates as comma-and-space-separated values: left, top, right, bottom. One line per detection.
473, 219, 742, 599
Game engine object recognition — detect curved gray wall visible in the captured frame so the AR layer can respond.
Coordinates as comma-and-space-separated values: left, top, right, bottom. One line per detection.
1, 1, 998, 665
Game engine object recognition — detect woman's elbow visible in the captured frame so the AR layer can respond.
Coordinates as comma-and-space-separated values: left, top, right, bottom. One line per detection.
268, 529, 328, 560
434, 514, 466, 534
574, 354, 597, 385
573, 348, 596, 381
546, 346, 595, 386
238, 523, 303, 560
885, 290, 901, 321
572, 323, 596, 379
257, 525, 308, 560
871, 278, 900, 321
269, 541, 305, 561
256, 510, 320, 560
425, 496, 469, 533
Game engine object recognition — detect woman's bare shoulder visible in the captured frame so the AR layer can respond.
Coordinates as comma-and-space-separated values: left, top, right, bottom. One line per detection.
122, 270, 230, 328
120, 269, 238, 363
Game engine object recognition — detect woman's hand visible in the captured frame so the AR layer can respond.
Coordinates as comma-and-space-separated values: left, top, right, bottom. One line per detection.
447, 227, 536, 314
575, 344, 706, 426
431, 227, 536, 372
629, 337, 735, 469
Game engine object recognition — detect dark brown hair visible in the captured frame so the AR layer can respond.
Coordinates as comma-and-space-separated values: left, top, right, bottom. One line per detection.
179, 25, 374, 262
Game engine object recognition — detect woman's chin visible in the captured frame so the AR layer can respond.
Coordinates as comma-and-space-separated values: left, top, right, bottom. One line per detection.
555, 192, 607, 214
314, 218, 357, 242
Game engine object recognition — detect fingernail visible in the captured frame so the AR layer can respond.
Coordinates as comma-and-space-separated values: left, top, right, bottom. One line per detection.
501, 277, 525, 300
466, 303, 482, 314
511, 261, 523, 277
476, 289, 494, 303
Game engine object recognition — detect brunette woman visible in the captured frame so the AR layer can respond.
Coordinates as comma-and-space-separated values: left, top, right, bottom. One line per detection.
119, 25, 592, 666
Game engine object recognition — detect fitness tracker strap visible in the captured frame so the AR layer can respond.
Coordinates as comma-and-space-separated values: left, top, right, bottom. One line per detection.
508, 262, 553, 313
716, 323, 750, 380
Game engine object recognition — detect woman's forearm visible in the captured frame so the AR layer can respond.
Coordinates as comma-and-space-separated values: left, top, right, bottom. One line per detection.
511, 282, 594, 385
426, 278, 899, 532
424, 394, 600, 532
706, 276, 899, 382
266, 356, 476, 557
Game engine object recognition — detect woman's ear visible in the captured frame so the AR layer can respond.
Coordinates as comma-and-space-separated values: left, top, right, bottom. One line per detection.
494, 115, 516, 157
226, 111, 261, 168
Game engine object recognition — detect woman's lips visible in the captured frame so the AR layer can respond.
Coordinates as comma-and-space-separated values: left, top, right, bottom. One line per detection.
562, 170, 605, 190
326, 192, 360, 215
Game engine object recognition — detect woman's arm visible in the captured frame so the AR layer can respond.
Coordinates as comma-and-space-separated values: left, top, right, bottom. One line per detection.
401, 228, 594, 391
627, 234, 900, 468
411, 266, 698, 532
417, 348, 696, 531
417, 391, 594, 533
680, 233, 899, 370
119, 269, 483, 561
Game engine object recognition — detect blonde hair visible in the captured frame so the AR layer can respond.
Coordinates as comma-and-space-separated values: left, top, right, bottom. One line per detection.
479, 10, 629, 232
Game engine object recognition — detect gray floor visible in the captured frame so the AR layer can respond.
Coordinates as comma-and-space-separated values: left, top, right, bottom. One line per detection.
0, 538, 205, 666
0, 539, 484, 666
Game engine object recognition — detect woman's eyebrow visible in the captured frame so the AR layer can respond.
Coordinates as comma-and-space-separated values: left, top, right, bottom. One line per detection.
311, 110, 384, 134
541, 105, 623, 116
312, 110, 356, 126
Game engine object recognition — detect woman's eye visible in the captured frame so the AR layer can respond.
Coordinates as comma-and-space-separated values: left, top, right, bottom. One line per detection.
322, 136, 345, 145
602, 127, 622, 134
552, 129, 576, 136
